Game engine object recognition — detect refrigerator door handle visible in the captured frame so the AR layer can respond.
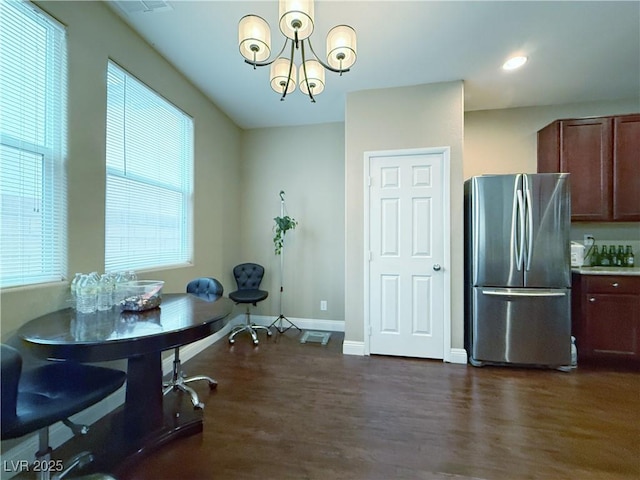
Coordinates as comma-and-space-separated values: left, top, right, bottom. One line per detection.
524, 178, 534, 271
515, 188, 525, 270
482, 288, 567, 297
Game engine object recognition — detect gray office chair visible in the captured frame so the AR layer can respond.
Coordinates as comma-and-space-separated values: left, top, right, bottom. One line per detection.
1, 344, 126, 480
228, 263, 272, 345
162, 277, 223, 409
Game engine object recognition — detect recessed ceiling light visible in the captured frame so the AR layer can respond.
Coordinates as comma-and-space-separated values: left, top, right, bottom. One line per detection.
502, 56, 528, 70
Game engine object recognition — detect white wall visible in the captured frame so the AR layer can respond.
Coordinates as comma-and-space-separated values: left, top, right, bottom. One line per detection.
345, 82, 465, 351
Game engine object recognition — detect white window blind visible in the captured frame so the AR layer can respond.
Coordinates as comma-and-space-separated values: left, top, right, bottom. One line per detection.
105, 62, 193, 273
0, 1, 67, 288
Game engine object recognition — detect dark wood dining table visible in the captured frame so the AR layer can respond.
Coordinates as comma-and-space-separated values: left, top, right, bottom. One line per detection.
17, 293, 233, 473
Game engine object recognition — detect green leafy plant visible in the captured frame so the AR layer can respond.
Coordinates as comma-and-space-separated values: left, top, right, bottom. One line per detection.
273, 215, 298, 255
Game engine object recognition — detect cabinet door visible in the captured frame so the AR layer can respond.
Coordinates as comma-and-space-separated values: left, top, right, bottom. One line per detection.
613, 114, 640, 221
537, 121, 560, 173
582, 293, 640, 359
560, 118, 613, 221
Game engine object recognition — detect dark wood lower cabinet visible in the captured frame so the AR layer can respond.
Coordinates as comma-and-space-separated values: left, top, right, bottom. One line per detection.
572, 273, 640, 366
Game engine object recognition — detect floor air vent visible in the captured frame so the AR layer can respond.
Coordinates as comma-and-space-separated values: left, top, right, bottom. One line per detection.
300, 331, 331, 346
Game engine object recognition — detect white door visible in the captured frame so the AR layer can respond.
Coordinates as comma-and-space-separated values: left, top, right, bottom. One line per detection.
365, 148, 448, 359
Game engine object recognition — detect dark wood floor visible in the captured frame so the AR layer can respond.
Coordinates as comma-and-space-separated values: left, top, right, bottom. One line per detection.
116, 330, 639, 480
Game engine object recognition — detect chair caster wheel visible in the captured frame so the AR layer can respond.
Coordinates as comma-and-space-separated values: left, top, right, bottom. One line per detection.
194, 402, 204, 410
228, 338, 235, 344
209, 382, 218, 390
267, 330, 273, 337
253, 340, 259, 345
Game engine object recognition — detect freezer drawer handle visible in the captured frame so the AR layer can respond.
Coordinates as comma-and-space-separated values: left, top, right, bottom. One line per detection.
482, 289, 567, 297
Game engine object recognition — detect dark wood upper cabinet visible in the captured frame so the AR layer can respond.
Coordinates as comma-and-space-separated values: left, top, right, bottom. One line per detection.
537, 114, 640, 222
613, 114, 640, 221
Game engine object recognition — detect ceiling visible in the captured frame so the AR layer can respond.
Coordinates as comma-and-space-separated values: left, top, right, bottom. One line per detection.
106, 1, 640, 129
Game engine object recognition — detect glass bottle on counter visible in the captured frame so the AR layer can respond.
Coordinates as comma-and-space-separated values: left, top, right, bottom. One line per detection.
616, 245, 625, 267
608, 245, 618, 266
599, 245, 610, 266
625, 245, 635, 267
588, 245, 599, 266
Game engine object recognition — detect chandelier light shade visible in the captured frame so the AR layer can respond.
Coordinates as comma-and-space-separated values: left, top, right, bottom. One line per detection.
238, 0, 357, 102
270, 57, 297, 95
238, 15, 271, 63
326, 25, 357, 70
300, 59, 325, 96
279, 0, 314, 41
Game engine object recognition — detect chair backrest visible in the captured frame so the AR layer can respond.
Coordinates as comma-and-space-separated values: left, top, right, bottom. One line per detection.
232, 263, 265, 291
1, 344, 21, 425
186, 277, 224, 299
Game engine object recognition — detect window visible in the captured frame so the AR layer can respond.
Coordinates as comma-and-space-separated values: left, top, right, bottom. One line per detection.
0, 1, 67, 288
105, 62, 193, 273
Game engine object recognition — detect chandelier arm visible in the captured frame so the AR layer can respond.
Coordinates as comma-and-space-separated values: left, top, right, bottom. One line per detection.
300, 40, 316, 103
280, 40, 296, 101
306, 36, 351, 74
243, 38, 290, 68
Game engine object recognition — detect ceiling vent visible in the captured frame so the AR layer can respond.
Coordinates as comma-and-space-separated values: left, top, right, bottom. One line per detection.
112, 1, 173, 15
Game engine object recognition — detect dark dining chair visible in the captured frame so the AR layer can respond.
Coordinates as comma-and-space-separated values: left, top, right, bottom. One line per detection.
162, 277, 223, 409
1, 344, 126, 480
228, 263, 272, 345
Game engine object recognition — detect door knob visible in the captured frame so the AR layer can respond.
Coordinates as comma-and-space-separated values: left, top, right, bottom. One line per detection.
433, 264, 441, 271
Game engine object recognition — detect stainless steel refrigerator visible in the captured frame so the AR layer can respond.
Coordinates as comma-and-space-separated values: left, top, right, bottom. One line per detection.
464, 173, 571, 368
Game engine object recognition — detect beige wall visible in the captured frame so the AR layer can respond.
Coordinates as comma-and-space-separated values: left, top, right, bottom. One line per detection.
465, 99, 640, 245
464, 98, 639, 180
1, 2, 637, 356
239, 123, 345, 321
345, 82, 465, 349
0, 1, 242, 340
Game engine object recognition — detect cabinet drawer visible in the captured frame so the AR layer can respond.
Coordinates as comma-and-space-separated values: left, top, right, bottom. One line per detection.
583, 275, 640, 294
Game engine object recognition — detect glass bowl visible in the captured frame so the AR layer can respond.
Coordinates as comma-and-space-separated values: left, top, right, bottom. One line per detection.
119, 280, 164, 312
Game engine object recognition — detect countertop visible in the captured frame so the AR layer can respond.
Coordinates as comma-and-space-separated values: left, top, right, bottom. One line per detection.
572, 266, 640, 276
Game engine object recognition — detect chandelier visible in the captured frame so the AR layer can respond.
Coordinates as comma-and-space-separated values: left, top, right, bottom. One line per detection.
238, 0, 357, 102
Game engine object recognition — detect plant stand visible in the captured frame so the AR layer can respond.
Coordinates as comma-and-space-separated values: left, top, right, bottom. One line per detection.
269, 191, 301, 334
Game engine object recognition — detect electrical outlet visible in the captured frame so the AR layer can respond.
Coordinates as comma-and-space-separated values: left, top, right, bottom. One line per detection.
320, 300, 327, 311
583, 234, 595, 246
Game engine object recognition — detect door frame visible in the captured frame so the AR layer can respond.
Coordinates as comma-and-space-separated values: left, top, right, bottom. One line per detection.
363, 147, 451, 361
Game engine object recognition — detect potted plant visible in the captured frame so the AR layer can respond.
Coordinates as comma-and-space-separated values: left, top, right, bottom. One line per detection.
273, 215, 298, 255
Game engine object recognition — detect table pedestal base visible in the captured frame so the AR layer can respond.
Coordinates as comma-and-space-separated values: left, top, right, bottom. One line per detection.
50, 390, 203, 477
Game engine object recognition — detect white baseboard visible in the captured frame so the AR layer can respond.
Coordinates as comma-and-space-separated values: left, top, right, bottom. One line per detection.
447, 348, 468, 365
341, 342, 468, 365
342, 340, 365, 356
248, 314, 345, 333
